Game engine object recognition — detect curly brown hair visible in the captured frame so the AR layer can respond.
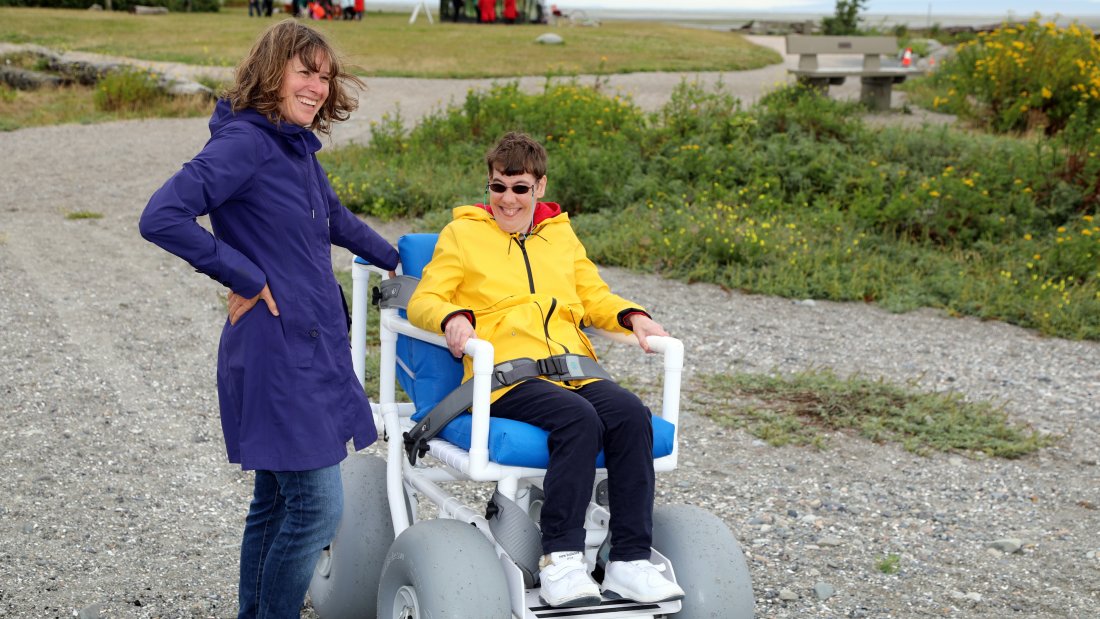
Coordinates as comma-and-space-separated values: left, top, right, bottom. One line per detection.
224, 20, 364, 135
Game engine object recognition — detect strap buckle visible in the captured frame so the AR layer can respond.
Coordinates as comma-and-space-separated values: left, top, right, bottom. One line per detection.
402, 428, 430, 465
537, 356, 566, 378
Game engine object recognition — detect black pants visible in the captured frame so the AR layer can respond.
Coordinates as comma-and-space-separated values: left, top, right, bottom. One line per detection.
491, 379, 655, 561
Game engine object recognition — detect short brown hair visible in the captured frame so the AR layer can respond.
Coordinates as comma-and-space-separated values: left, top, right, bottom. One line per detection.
485, 132, 547, 179
224, 20, 363, 135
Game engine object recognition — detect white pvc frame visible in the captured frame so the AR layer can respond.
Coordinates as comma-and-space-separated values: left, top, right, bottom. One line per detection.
351, 258, 685, 618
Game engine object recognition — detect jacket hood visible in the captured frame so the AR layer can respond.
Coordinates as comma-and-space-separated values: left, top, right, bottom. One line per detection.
209, 99, 322, 157
469, 201, 563, 229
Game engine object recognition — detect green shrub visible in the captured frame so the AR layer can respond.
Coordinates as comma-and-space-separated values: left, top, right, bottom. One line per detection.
0, 0, 219, 11
93, 67, 164, 112
919, 18, 1100, 135
319, 79, 1100, 339
821, 0, 867, 36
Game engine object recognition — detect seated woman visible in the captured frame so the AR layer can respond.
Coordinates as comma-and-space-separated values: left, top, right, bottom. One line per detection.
407, 132, 685, 609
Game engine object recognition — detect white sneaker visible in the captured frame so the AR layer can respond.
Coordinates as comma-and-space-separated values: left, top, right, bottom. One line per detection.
602, 559, 686, 603
538, 551, 602, 608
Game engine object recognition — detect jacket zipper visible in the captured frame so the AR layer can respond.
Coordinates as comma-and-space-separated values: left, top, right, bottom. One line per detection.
519, 236, 569, 354
517, 237, 536, 293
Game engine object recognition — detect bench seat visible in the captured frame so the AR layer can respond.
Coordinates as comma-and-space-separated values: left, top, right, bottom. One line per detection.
786, 35, 923, 110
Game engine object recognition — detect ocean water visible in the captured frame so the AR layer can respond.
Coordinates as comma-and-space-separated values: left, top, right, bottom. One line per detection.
379, 2, 1100, 28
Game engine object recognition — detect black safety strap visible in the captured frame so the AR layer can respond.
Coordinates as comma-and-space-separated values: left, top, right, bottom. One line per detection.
402, 354, 613, 464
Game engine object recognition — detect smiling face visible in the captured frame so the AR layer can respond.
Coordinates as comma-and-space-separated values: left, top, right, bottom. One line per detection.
488, 169, 546, 234
277, 52, 331, 128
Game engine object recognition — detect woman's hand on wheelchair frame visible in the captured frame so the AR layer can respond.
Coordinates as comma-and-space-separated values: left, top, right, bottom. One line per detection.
444, 313, 476, 358
627, 314, 669, 353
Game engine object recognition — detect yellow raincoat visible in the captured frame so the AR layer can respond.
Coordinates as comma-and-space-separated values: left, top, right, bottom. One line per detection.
407, 203, 647, 397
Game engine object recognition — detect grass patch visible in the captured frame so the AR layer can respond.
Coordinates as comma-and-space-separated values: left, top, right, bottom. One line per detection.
876, 554, 901, 574
0, 8, 781, 78
64, 210, 104, 219
693, 369, 1053, 458
0, 80, 213, 131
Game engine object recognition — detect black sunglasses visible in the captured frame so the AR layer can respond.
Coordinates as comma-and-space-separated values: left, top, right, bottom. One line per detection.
486, 182, 534, 195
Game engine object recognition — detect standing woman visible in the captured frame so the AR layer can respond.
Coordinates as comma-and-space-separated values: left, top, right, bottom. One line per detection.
139, 21, 399, 618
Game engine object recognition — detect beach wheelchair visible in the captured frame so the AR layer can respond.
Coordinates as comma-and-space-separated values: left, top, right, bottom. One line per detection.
309, 233, 755, 619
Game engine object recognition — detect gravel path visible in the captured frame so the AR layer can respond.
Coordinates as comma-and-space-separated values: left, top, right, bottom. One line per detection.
1, 39, 1096, 619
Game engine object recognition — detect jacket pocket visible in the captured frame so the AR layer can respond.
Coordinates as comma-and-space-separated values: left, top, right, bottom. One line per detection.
281, 293, 320, 369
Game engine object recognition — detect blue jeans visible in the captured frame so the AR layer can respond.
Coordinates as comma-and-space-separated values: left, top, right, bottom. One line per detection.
238, 465, 343, 619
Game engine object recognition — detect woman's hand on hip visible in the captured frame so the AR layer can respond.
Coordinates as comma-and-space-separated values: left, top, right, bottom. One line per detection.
444, 314, 475, 358
228, 284, 280, 326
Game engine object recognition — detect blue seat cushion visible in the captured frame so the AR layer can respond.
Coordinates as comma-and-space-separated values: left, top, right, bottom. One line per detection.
389, 233, 676, 468
438, 413, 676, 469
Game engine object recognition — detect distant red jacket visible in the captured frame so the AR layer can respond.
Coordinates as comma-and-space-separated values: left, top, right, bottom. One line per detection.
478, 0, 495, 22
503, 0, 516, 20
354, 0, 363, 12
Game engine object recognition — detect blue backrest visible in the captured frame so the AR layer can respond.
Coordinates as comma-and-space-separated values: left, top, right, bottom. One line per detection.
394, 234, 465, 421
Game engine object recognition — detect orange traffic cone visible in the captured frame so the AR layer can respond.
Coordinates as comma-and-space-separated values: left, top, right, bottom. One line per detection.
902, 48, 913, 68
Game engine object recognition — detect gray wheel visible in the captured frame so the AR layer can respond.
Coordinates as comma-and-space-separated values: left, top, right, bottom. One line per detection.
378, 518, 511, 619
309, 453, 394, 619
652, 504, 755, 619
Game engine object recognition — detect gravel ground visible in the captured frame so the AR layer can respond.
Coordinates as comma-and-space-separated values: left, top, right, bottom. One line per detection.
1, 39, 1097, 619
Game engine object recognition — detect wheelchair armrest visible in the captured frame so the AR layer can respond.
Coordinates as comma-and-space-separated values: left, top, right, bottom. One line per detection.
586, 330, 683, 428
377, 313, 498, 474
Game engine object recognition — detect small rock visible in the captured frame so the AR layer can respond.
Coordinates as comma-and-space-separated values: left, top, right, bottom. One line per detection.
813, 582, 836, 600
78, 603, 102, 619
536, 33, 564, 45
792, 299, 816, 307
818, 536, 843, 547
988, 538, 1023, 554
164, 80, 214, 98
778, 588, 798, 601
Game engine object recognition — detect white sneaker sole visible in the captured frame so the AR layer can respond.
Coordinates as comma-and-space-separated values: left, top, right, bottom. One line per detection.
538, 592, 603, 608
602, 588, 685, 604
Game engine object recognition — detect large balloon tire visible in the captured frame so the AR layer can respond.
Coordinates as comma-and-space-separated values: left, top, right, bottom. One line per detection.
377, 518, 511, 619
309, 453, 394, 619
652, 504, 755, 619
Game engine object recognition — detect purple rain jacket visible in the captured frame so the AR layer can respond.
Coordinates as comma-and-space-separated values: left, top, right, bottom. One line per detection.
139, 99, 399, 471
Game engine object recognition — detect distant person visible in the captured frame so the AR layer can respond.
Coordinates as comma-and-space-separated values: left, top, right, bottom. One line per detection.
451, 0, 463, 22
248, 0, 260, 17
341, 0, 354, 20
478, 0, 495, 22
354, 0, 363, 19
139, 21, 399, 618
503, 0, 516, 23
261, 0, 273, 16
